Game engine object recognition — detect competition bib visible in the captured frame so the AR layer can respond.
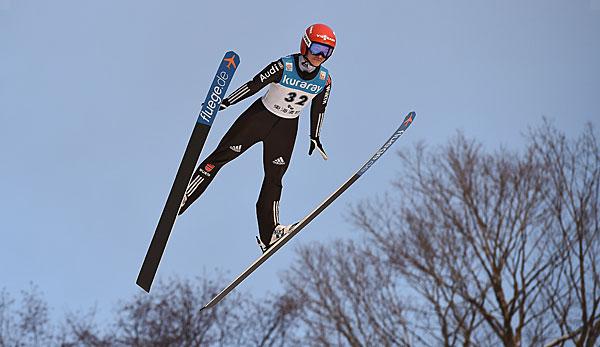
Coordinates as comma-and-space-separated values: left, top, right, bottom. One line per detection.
261, 56, 329, 118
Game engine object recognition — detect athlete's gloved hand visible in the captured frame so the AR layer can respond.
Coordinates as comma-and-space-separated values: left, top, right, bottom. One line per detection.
309, 136, 328, 160
201, 98, 230, 111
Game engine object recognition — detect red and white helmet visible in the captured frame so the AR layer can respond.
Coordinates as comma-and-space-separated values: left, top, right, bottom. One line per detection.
300, 23, 337, 59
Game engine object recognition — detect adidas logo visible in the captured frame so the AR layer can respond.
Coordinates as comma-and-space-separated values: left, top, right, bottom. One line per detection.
229, 145, 242, 153
272, 157, 286, 166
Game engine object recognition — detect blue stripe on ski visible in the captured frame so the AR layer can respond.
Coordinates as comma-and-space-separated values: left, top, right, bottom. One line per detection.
357, 112, 416, 176
197, 52, 240, 126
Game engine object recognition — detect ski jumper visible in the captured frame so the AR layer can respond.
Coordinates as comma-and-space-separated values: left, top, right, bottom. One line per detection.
179, 54, 332, 246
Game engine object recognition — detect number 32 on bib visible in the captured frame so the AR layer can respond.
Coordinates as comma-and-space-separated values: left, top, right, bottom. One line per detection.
261, 55, 329, 119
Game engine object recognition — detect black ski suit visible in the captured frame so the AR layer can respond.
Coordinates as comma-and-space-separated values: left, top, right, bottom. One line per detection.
179, 53, 332, 246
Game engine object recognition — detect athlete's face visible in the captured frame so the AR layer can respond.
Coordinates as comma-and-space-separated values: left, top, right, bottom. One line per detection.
305, 52, 326, 66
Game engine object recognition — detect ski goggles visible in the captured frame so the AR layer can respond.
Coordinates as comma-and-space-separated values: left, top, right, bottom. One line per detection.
308, 42, 334, 58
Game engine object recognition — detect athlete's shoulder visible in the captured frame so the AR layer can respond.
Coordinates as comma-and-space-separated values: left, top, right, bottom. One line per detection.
268, 57, 285, 70
255, 58, 285, 84
279, 54, 298, 61
277, 54, 296, 67
267, 54, 298, 70
272, 54, 296, 74
317, 64, 331, 85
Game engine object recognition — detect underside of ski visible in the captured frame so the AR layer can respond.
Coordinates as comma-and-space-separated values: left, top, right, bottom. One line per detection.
136, 52, 240, 293
200, 111, 416, 310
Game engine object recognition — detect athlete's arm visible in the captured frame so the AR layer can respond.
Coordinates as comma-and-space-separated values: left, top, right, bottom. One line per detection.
220, 59, 284, 109
308, 75, 332, 160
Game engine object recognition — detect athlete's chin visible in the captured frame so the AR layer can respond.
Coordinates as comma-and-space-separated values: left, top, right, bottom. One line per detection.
310, 59, 325, 66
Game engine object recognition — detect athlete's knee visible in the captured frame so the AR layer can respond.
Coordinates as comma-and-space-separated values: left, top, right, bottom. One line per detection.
256, 192, 280, 211
259, 178, 283, 196
263, 166, 288, 187
203, 154, 233, 169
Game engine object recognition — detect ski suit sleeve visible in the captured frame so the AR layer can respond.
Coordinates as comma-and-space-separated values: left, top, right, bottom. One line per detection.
220, 59, 284, 108
309, 75, 332, 138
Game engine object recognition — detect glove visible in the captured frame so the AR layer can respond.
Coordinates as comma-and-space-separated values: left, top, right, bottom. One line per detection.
309, 136, 328, 160
201, 98, 230, 111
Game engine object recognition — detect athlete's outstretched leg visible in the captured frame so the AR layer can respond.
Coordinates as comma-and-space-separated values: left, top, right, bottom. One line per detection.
256, 117, 299, 246
179, 101, 267, 214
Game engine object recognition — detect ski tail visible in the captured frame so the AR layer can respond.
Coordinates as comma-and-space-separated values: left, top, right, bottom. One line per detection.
200, 111, 416, 309
136, 52, 240, 293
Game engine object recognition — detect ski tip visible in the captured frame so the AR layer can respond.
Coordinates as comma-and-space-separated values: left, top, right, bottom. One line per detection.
220, 51, 240, 73
401, 111, 416, 128
223, 51, 240, 64
404, 111, 416, 119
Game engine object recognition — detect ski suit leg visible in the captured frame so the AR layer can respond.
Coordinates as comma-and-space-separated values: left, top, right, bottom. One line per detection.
256, 116, 299, 246
179, 101, 267, 215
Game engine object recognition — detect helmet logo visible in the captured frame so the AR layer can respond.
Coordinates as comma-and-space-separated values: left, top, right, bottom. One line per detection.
316, 34, 336, 43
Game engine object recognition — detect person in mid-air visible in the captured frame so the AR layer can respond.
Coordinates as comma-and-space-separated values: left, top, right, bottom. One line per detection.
179, 23, 336, 252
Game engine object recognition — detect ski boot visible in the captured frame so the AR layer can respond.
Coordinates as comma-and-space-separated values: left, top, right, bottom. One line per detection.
256, 223, 298, 253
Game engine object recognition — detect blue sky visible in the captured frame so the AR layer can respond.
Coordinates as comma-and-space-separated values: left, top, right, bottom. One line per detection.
1, 0, 599, 323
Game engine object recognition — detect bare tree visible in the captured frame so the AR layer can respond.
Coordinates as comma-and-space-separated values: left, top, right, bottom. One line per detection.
56, 275, 261, 346
281, 240, 413, 347
59, 308, 116, 347
17, 286, 53, 346
0, 289, 16, 346
2, 277, 303, 346
227, 292, 302, 347
530, 122, 600, 347
353, 193, 487, 347
351, 126, 598, 346
0, 285, 58, 346
109, 275, 243, 346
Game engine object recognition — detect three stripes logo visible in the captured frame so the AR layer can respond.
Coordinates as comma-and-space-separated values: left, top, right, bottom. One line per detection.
272, 157, 286, 166
183, 175, 205, 207
227, 83, 250, 104
229, 145, 242, 153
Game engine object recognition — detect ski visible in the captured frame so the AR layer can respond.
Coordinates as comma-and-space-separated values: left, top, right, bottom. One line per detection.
200, 111, 416, 310
136, 52, 240, 292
